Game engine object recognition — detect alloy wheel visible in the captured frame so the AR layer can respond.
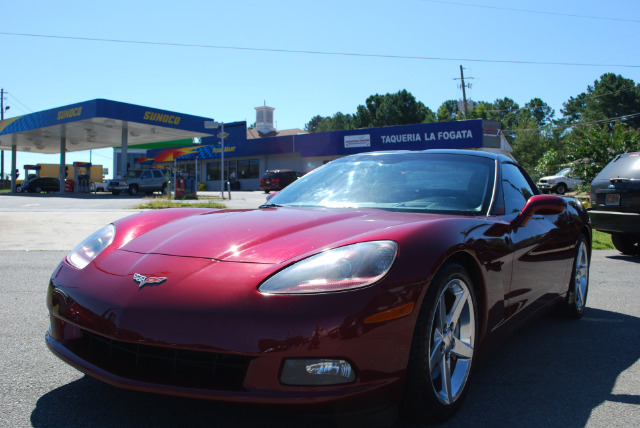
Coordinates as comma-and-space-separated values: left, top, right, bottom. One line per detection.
428, 278, 475, 405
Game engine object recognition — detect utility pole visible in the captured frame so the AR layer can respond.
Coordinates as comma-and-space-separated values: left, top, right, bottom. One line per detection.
204, 120, 227, 198
1, 88, 5, 189
454, 66, 474, 119
460, 66, 468, 118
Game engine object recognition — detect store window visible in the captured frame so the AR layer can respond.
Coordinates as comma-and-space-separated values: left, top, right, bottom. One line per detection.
238, 159, 259, 179
207, 162, 220, 181
206, 161, 241, 181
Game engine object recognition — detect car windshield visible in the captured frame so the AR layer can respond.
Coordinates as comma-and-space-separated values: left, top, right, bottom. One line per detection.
557, 168, 572, 176
268, 152, 496, 215
123, 170, 143, 179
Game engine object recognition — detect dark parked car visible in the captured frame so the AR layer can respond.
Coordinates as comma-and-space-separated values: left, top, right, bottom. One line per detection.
46, 150, 591, 423
589, 151, 640, 255
18, 176, 60, 193
259, 169, 302, 193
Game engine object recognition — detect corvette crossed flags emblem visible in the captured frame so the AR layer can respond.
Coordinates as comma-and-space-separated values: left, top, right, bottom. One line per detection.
133, 273, 167, 289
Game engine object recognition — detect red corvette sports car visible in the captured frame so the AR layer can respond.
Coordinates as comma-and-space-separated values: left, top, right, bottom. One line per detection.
46, 150, 591, 422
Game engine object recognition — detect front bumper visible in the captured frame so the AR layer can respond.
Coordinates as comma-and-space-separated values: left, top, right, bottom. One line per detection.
46, 254, 419, 407
107, 184, 128, 192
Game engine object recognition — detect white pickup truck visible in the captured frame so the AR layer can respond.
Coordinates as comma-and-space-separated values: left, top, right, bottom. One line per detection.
537, 168, 583, 195
91, 181, 108, 192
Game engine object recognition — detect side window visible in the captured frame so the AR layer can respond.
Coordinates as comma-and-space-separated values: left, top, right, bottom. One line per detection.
502, 163, 535, 214
141, 171, 151, 180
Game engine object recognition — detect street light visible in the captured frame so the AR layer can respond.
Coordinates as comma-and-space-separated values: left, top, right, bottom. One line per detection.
204, 120, 227, 198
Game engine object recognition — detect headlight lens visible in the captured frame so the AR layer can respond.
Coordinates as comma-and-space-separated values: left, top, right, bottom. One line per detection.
66, 224, 115, 269
258, 241, 397, 294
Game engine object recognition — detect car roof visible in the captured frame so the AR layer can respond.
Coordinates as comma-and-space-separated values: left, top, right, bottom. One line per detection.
347, 149, 511, 163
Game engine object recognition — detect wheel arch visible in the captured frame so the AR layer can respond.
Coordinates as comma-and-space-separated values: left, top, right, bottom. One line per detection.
430, 251, 487, 343
582, 225, 593, 257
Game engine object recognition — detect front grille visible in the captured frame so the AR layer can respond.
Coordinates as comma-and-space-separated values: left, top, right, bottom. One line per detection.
65, 330, 250, 391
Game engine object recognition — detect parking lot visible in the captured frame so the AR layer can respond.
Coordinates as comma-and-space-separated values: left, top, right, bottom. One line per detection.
1, 192, 638, 427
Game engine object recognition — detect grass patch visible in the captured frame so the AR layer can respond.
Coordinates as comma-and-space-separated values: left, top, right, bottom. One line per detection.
592, 230, 614, 250
135, 198, 227, 209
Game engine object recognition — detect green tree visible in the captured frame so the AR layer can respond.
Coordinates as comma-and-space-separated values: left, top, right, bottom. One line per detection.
304, 115, 326, 132
468, 101, 492, 120
436, 100, 461, 122
314, 112, 354, 132
565, 123, 640, 183
352, 90, 435, 128
520, 98, 554, 128
561, 73, 640, 128
511, 120, 564, 179
535, 149, 565, 177
489, 97, 521, 131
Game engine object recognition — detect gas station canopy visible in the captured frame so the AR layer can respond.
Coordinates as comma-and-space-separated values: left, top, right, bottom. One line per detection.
0, 98, 214, 154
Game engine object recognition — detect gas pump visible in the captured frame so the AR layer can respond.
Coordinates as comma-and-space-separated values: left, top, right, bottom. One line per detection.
23, 165, 41, 180
73, 162, 92, 193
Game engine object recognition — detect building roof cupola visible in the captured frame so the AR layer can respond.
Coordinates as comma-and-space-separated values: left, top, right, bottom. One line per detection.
255, 105, 276, 136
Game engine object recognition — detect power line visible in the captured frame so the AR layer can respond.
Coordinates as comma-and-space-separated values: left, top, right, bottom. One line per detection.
468, 86, 638, 115
505, 112, 640, 133
1, 31, 639, 68
4, 91, 33, 115
420, 0, 640, 23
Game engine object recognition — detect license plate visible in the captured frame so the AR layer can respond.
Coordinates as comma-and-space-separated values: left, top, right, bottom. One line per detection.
606, 194, 620, 206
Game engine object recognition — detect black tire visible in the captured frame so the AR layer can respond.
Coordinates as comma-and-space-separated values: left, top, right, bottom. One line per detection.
555, 183, 567, 195
563, 234, 590, 318
35, 186, 42, 193
404, 263, 478, 422
611, 233, 640, 255
161, 183, 167, 194
128, 185, 138, 196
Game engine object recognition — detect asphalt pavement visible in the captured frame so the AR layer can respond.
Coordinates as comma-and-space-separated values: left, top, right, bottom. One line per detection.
0, 191, 268, 251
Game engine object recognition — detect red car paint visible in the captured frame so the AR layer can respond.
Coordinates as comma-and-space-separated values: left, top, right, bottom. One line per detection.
46, 150, 591, 418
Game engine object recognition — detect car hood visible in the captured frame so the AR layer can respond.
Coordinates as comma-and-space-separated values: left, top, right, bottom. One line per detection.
118, 207, 431, 264
540, 174, 565, 181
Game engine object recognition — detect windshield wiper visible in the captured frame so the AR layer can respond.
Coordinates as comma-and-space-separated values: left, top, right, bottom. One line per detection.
259, 203, 283, 208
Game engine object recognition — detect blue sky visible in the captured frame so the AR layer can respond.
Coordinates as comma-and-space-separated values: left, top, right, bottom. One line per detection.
2, 0, 639, 178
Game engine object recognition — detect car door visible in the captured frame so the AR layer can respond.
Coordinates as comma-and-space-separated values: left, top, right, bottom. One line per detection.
500, 162, 574, 321
153, 170, 166, 191
139, 170, 152, 191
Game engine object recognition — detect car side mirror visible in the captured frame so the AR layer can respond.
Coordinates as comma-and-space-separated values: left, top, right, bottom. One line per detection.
511, 195, 567, 228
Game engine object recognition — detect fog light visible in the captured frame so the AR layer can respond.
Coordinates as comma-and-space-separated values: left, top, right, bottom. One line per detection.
281, 359, 356, 386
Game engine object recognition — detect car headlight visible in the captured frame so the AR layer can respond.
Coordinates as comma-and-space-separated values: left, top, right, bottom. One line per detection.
548, 179, 556, 184
66, 224, 115, 269
258, 241, 397, 295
